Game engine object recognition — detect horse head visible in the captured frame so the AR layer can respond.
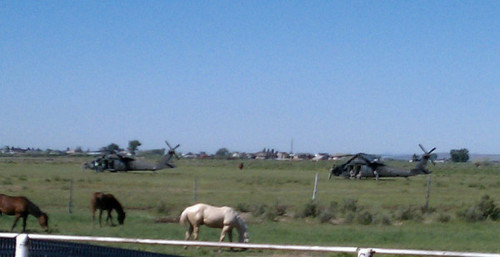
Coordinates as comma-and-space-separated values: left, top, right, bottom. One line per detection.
118, 211, 126, 225
38, 212, 49, 231
235, 215, 249, 243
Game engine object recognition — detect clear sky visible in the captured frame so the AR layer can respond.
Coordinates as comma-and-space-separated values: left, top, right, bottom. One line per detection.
1, 1, 499, 155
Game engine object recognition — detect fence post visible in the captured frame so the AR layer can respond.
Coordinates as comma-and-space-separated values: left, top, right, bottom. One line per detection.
357, 248, 373, 257
193, 178, 197, 203
15, 234, 29, 257
424, 175, 432, 212
68, 179, 73, 214
312, 173, 319, 201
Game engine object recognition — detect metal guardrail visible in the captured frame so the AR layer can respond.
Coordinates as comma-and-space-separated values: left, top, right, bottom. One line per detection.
1, 233, 500, 257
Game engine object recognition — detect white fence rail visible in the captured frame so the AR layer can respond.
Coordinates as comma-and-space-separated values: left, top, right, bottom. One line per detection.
1, 233, 499, 257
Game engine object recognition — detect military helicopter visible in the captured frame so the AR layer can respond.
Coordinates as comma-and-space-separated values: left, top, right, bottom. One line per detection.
328, 144, 436, 180
83, 141, 180, 173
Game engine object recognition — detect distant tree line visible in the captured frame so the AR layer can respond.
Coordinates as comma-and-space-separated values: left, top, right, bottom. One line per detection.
450, 148, 469, 162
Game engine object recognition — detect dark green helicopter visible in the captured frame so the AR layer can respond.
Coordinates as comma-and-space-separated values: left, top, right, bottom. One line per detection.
83, 141, 180, 173
329, 144, 436, 180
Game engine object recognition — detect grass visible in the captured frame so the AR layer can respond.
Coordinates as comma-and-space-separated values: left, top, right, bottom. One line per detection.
0, 157, 499, 256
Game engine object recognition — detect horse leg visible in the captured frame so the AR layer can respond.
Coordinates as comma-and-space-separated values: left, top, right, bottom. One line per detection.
98, 210, 103, 227
219, 225, 231, 242
10, 215, 21, 232
228, 229, 235, 251
228, 229, 233, 242
22, 216, 28, 232
183, 224, 194, 249
193, 226, 200, 249
107, 210, 114, 226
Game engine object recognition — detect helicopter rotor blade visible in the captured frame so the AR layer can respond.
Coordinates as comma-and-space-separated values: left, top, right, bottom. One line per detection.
419, 144, 427, 153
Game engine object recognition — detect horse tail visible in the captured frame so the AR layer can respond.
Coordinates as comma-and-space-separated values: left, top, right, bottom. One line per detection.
179, 209, 188, 225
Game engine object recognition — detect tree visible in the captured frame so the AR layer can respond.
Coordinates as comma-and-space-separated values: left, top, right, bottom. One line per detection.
128, 140, 142, 155
215, 148, 230, 159
450, 148, 469, 162
101, 143, 120, 152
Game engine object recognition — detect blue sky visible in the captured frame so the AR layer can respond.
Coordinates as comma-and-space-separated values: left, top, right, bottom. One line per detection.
1, 1, 499, 154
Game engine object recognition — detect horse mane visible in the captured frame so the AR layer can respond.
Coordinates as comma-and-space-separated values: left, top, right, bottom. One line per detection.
234, 214, 249, 242
235, 215, 247, 231
109, 195, 125, 215
26, 199, 45, 218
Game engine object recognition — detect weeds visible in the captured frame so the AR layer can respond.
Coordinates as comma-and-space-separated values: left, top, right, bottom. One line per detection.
393, 205, 423, 222
457, 195, 500, 222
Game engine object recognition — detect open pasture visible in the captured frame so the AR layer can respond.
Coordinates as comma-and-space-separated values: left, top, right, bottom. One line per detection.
0, 157, 499, 256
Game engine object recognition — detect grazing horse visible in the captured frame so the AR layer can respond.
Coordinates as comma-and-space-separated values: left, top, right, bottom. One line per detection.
180, 203, 249, 247
0, 194, 49, 232
90, 192, 126, 227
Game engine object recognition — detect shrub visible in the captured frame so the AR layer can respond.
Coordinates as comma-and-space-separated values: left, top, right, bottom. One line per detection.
155, 201, 171, 215
437, 213, 451, 223
300, 201, 319, 218
341, 198, 358, 214
356, 211, 373, 225
251, 203, 268, 217
262, 202, 287, 222
457, 206, 485, 222
274, 202, 287, 216
318, 208, 333, 223
236, 202, 251, 212
344, 212, 355, 224
263, 207, 278, 221
394, 205, 423, 222
372, 213, 392, 225
477, 195, 498, 218
457, 195, 500, 222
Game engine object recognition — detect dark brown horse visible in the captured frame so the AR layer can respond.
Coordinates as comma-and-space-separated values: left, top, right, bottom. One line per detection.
90, 192, 126, 227
0, 194, 49, 232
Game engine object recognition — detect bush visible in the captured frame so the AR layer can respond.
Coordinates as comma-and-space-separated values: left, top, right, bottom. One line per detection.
457, 206, 485, 222
457, 195, 500, 222
236, 202, 251, 212
394, 205, 423, 222
155, 201, 171, 215
318, 208, 333, 223
344, 212, 355, 224
300, 201, 319, 218
356, 211, 373, 225
372, 213, 392, 225
317, 201, 339, 223
437, 213, 451, 223
341, 198, 358, 214
250, 203, 268, 217
274, 202, 287, 216
263, 202, 287, 222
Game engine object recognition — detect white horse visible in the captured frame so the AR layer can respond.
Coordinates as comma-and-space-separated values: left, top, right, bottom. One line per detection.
179, 203, 249, 246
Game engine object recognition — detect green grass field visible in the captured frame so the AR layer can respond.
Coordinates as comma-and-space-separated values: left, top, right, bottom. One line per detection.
0, 157, 499, 256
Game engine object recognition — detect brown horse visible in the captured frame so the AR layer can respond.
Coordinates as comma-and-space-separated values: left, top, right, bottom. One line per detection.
0, 194, 49, 232
90, 192, 126, 227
